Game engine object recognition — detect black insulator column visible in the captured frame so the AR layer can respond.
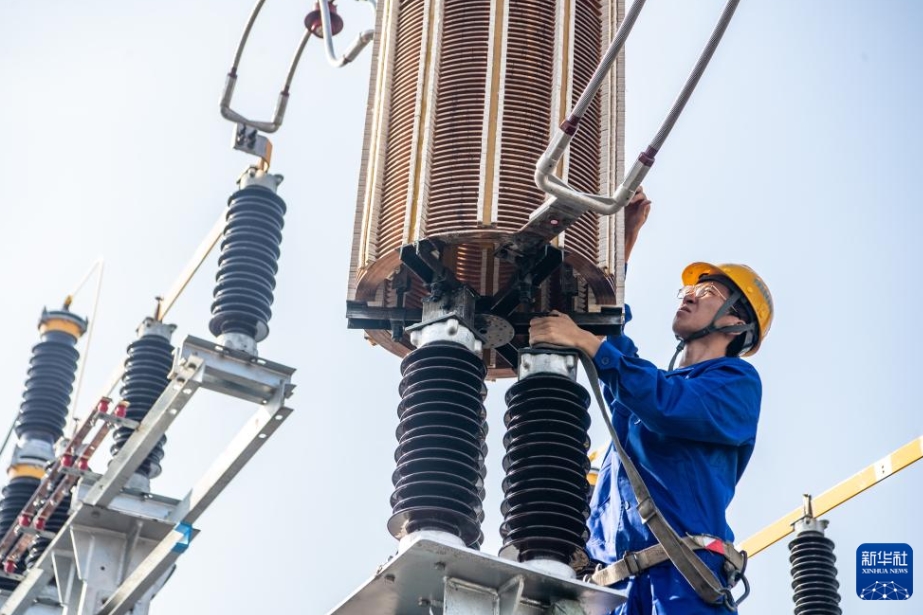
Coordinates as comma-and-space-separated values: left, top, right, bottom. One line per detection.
389, 341, 488, 549
16, 310, 87, 445
209, 183, 286, 346
110, 320, 175, 479
0, 477, 41, 590
0, 309, 86, 590
500, 371, 592, 571
788, 507, 842, 615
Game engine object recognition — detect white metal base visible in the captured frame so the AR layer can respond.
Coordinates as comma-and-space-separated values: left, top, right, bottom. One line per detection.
520, 559, 577, 581
399, 531, 465, 553
327, 535, 625, 615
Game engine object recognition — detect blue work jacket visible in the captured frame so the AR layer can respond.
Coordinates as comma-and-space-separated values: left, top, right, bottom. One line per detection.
586, 327, 761, 565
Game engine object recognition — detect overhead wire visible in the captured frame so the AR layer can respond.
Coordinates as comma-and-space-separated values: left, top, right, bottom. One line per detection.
68, 258, 105, 427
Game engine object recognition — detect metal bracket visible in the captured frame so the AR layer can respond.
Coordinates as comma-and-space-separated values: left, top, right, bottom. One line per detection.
0, 336, 296, 615
499, 198, 588, 258
498, 575, 527, 615
506, 309, 623, 337
233, 123, 273, 165
346, 302, 423, 332
546, 599, 587, 615
399, 239, 461, 294
490, 245, 564, 317
0, 488, 185, 615
0, 582, 59, 615
82, 359, 206, 509
179, 335, 296, 405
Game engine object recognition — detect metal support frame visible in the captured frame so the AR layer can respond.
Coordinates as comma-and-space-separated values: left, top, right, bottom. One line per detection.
0, 335, 295, 615
346, 305, 623, 338
489, 245, 563, 317
347, 240, 624, 365
327, 535, 625, 615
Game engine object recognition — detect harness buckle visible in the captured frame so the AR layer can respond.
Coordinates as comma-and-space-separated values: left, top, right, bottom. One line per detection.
624, 551, 644, 576
636, 497, 656, 523
720, 550, 750, 611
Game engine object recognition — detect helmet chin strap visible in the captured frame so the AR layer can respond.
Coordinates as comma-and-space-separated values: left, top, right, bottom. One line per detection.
668, 290, 753, 370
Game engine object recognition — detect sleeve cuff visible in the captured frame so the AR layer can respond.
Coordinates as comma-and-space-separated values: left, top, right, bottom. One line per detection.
593, 340, 622, 371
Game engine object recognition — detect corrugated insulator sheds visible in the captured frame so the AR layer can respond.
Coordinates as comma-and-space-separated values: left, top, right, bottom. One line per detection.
209, 182, 287, 350
389, 342, 488, 549
110, 319, 176, 479
500, 371, 592, 571
15, 309, 88, 445
789, 506, 842, 615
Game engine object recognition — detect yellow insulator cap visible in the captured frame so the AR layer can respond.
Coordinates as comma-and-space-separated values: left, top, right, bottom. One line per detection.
38, 308, 88, 339
8, 464, 47, 480
39, 317, 84, 338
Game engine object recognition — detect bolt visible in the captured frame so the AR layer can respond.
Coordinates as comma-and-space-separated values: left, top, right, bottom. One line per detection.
419, 598, 431, 607
434, 562, 445, 571
384, 574, 396, 584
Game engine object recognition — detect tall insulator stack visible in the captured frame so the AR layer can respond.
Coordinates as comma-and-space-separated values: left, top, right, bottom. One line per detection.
347, 0, 626, 378
109, 318, 176, 489
788, 496, 842, 615
0, 308, 87, 590
209, 170, 287, 355
389, 338, 488, 549
500, 349, 592, 577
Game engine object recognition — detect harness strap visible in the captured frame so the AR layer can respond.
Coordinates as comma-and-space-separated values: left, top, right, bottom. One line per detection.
579, 351, 741, 608
590, 535, 745, 586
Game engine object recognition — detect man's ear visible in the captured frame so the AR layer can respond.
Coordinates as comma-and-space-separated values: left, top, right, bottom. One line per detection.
718, 315, 746, 332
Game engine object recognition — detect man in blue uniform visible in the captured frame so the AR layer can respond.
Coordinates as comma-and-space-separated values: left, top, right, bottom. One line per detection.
528, 193, 774, 614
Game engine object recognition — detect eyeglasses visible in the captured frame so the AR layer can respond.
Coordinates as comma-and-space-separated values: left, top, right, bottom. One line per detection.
677, 282, 728, 301
677, 283, 743, 317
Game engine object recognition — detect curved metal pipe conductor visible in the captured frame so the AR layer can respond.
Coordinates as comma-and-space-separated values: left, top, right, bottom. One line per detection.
534, 0, 740, 218
313, 0, 376, 68
219, 0, 314, 134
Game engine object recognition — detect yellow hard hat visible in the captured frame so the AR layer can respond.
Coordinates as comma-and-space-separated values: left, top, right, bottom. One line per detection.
681, 262, 774, 356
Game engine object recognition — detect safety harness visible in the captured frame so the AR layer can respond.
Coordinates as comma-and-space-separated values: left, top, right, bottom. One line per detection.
577, 351, 751, 611
589, 534, 747, 588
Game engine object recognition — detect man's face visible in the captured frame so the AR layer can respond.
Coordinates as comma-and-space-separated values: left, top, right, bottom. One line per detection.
672, 280, 741, 338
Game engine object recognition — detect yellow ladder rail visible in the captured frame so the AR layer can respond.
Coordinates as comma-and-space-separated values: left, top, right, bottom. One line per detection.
738, 435, 923, 557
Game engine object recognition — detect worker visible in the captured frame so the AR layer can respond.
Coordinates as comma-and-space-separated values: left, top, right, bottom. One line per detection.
528, 189, 773, 614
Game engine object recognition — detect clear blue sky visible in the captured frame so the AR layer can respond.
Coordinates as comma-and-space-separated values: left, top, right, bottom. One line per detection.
0, 1, 920, 613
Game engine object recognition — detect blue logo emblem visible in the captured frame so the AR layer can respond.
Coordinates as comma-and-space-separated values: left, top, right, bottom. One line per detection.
857, 543, 912, 600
